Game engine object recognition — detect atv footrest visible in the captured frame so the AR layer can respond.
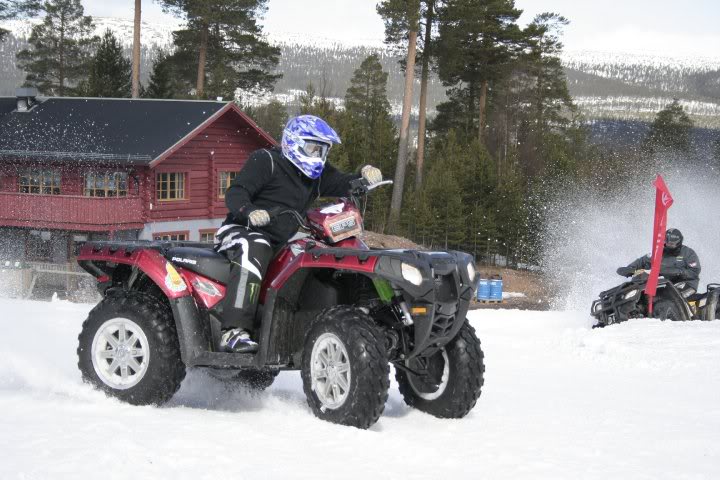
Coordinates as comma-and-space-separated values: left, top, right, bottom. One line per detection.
189, 351, 257, 368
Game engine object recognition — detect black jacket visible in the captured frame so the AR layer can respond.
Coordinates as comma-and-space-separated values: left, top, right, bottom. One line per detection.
617, 245, 701, 290
224, 147, 358, 246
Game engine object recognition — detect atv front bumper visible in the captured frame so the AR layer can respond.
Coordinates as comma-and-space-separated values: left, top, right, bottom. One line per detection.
375, 250, 478, 357
591, 284, 644, 326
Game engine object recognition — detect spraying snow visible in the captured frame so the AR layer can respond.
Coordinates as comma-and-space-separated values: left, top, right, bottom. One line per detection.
542, 166, 720, 311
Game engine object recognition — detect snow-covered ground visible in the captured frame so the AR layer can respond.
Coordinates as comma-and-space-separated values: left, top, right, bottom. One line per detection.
1, 297, 719, 479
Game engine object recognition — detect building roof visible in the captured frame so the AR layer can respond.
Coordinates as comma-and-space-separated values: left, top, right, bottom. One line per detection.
0, 97, 275, 165
0, 97, 16, 118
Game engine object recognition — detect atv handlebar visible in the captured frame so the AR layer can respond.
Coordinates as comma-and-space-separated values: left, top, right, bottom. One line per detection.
349, 178, 393, 197
266, 179, 393, 230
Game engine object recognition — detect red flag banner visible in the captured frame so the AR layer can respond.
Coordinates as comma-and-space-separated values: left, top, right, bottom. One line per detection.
645, 175, 674, 312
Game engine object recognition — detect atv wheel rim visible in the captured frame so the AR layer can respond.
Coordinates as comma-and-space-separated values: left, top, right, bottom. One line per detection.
91, 318, 150, 390
310, 333, 351, 410
407, 349, 450, 401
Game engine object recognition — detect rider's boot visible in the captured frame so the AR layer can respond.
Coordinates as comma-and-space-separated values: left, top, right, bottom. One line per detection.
219, 328, 259, 353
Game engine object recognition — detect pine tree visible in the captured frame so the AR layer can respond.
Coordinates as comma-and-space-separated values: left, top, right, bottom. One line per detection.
243, 100, 288, 142
435, 0, 523, 144
343, 54, 396, 173
645, 99, 694, 153
87, 29, 132, 98
144, 52, 177, 99
16, 0, 96, 96
513, 12, 576, 177
378, 0, 421, 233
341, 54, 397, 232
160, 0, 280, 99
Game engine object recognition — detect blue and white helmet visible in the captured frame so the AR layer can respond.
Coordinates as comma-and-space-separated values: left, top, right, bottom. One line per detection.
281, 115, 341, 179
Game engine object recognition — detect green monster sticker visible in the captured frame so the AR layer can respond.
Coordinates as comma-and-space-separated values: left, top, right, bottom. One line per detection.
247, 282, 260, 304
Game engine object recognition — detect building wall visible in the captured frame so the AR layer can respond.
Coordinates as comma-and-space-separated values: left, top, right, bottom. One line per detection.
148, 109, 266, 223
0, 161, 146, 197
139, 218, 224, 242
0, 227, 25, 259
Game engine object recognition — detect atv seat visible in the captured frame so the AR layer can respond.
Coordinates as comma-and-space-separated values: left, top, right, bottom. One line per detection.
165, 246, 231, 285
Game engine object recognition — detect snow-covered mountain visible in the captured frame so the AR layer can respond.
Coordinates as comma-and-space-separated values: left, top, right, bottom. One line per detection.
2, 16, 719, 128
1, 16, 177, 49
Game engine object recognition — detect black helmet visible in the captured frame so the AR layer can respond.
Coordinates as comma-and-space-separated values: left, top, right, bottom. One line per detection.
665, 228, 683, 250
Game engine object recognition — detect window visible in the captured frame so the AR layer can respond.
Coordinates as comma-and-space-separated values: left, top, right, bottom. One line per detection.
156, 172, 186, 201
218, 171, 238, 198
199, 230, 216, 243
19, 170, 61, 195
153, 232, 188, 241
84, 172, 128, 197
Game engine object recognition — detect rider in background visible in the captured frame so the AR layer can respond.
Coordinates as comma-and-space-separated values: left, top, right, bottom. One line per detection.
214, 115, 383, 353
617, 228, 701, 292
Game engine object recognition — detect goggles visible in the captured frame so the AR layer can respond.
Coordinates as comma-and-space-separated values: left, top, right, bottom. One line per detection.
665, 233, 682, 248
300, 139, 330, 159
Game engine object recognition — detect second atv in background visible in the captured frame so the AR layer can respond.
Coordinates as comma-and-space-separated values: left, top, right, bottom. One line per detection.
591, 272, 720, 327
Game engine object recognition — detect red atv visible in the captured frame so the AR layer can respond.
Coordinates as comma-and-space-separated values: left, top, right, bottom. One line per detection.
76, 179, 484, 428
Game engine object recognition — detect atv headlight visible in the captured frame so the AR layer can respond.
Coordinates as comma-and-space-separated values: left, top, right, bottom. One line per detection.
593, 301, 603, 313
466, 262, 476, 281
624, 289, 639, 300
401, 262, 423, 286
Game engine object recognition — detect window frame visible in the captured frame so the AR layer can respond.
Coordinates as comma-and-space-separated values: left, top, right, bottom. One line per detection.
218, 171, 239, 199
84, 171, 129, 198
153, 231, 189, 241
19, 169, 61, 195
199, 228, 217, 243
155, 171, 187, 202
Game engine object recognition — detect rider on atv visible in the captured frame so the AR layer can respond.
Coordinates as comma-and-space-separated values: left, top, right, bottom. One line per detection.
215, 115, 383, 353
616, 228, 701, 293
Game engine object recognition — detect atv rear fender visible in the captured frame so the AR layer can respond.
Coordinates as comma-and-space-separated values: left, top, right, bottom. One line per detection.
655, 282, 693, 320
703, 285, 720, 320
77, 242, 209, 365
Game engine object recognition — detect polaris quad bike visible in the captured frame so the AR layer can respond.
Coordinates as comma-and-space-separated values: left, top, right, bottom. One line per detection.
591, 272, 720, 327
76, 179, 484, 429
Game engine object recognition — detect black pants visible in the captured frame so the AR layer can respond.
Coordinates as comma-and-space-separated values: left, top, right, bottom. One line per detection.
215, 226, 273, 331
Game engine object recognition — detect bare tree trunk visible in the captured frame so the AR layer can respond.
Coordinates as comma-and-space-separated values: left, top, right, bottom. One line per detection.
388, 28, 418, 233
415, 0, 434, 190
478, 79, 488, 144
131, 0, 141, 98
196, 24, 209, 98
59, 15, 65, 96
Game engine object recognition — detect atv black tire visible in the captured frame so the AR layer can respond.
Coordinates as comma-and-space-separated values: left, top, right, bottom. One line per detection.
78, 292, 186, 405
301, 306, 389, 429
207, 368, 279, 391
653, 298, 683, 321
396, 321, 484, 418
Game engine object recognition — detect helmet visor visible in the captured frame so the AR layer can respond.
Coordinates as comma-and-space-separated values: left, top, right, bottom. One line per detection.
300, 139, 330, 159
665, 231, 682, 249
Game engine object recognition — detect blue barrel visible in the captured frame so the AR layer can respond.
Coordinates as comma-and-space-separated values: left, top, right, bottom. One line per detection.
477, 279, 491, 300
489, 278, 503, 301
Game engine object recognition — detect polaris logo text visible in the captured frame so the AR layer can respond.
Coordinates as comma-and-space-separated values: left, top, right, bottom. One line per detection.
172, 257, 198, 265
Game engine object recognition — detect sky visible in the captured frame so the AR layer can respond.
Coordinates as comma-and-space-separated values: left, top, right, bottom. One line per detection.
83, 0, 720, 58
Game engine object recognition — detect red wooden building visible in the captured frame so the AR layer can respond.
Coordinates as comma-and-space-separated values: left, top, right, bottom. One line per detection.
0, 89, 275, 264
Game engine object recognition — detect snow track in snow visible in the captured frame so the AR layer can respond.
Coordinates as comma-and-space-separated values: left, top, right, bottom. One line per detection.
1, 298, 719, 479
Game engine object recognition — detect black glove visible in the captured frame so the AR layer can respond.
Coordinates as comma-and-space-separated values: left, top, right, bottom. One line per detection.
616, 266, 634, 277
